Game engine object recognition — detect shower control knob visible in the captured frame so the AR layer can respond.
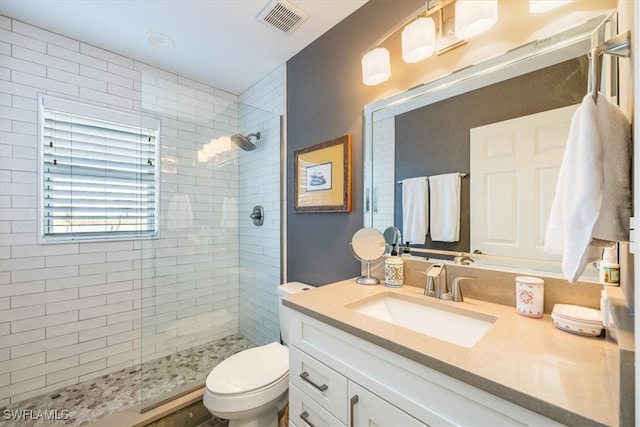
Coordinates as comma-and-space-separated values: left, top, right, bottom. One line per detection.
250, 206, 264, 226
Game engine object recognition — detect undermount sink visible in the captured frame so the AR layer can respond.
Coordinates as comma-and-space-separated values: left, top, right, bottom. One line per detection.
348, 293, 496, 348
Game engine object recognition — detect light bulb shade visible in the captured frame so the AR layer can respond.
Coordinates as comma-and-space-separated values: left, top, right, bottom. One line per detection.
197, 149, 208, 162
529, 0, 572, 14
455, 0, 498, 40
402, 17, 436, 63
204, 139, 220, 156
218, 136, 232, 152
362, 48, 391, 86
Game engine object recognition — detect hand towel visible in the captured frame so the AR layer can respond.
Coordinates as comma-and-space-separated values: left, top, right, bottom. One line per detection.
166, 194, 193, 230
544, 92, 631, 282
402, 177, 429, 244
428, 173, 461, 242
221, 196, 236, 228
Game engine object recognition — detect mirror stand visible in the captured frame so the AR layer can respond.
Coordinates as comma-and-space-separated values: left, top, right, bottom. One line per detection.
356, 262, 380, 285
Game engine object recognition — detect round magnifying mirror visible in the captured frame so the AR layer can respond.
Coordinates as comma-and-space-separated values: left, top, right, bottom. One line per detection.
383, 226, 401, 252
350, 227, 386, 285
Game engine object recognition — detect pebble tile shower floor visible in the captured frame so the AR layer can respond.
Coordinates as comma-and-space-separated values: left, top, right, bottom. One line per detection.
0, 335, 254, 426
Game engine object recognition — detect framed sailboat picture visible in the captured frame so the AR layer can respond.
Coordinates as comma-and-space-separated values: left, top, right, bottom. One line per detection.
294, 135, 351, 212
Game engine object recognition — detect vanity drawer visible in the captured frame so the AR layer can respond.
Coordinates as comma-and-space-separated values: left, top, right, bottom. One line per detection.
290, 346, 348, 422
289, 384, 345, 427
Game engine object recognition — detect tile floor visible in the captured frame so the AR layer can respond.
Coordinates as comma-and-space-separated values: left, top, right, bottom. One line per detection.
0, 334, 254, 427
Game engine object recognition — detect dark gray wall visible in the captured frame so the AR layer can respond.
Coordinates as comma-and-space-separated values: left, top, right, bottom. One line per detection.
286, 0, 424, 286
394, 57, 588, 253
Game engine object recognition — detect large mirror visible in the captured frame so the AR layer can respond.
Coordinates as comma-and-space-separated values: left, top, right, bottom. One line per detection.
363, 13, 619, 280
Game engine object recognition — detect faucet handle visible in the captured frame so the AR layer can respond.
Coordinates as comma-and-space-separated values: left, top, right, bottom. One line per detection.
423, 264, 442, 296
453, 255, 475, 265
451, 276, 476, 302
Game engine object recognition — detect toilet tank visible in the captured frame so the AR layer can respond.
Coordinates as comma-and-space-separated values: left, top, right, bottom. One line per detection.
277, 282, 311, 344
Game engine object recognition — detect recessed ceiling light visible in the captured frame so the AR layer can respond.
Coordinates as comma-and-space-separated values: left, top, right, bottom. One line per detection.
146, 32, 175, 48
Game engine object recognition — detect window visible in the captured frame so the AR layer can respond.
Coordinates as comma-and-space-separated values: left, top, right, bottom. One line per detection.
39, 95, 159, 242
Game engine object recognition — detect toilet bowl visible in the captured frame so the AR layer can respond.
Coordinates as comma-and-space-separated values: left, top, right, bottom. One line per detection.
203, 282, 310, 427
203, 342, 289, 427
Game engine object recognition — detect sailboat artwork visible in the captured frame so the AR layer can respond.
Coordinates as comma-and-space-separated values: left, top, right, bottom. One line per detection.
293, 134, 351, 212
309, 171, 327, 186
306, 162, 332, 191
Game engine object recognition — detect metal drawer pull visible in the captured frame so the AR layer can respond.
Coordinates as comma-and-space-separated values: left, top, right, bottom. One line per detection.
349, 394, 359, 427
299, 371, 328, 391
299, 411, 316, 427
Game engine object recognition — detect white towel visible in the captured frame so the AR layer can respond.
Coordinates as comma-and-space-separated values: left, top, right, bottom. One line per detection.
221, 196, 236, 228
166, 194, 193, 230
402, 177, 429, 244
544, 93, 631, 282
428, 173, 461, 242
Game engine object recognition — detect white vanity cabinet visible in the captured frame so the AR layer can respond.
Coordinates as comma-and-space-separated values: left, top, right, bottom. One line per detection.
287, 309, 562, 427
288, 344, 424, 427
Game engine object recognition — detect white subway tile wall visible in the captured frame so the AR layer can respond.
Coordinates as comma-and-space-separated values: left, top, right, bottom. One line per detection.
370, 117, 395, 232
0, 14, 284, 406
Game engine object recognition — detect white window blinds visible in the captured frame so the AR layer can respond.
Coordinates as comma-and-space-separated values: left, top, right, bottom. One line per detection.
40, 96, 159, 241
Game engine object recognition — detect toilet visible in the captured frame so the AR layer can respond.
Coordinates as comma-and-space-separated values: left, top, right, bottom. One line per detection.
203, 282, 310, 427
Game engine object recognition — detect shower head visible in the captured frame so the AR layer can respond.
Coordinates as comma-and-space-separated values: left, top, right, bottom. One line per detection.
231, 132, 261, 151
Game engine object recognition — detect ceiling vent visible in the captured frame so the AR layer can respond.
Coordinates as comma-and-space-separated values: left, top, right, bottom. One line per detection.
257, 0, 309, 35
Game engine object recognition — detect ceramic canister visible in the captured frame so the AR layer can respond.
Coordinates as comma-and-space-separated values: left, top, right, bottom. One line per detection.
515, 276, 544, 318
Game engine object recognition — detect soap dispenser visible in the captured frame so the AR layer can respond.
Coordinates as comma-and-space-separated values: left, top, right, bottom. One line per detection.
401, 241, 412, 258
384, 244, 404, 288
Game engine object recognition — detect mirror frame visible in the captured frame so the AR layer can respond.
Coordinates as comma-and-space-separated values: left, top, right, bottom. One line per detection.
363, 12, 616, 277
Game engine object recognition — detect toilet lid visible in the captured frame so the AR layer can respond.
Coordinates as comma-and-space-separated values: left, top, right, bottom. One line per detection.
206, 342, 289, 395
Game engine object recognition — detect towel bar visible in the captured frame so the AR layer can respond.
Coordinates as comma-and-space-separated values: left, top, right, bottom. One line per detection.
397, 173, 467, 184
589, 30, 631, 101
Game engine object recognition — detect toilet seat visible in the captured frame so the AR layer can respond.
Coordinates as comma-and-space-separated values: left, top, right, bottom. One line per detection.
204, 342, 289, 414
206, 342, 288, 395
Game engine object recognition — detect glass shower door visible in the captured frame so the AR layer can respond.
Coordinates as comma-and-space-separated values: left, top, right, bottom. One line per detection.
138, 70, 281, 409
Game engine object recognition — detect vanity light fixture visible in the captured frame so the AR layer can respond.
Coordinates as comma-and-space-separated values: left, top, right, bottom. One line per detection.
454, 0, 498, 40
361, 0, 498, 86
402, 17, 437, 63
362, 47, 391, 86
198, 136, 233, 162
529, 0, 572, 14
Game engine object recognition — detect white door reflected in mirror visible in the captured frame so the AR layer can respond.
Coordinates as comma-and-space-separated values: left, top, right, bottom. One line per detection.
470, 105, 577, 263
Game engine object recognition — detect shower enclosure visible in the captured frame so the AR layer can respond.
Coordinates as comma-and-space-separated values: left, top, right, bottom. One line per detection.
138, 72, 283, 409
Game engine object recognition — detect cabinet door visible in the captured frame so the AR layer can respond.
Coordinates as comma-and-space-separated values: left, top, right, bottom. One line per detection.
348, 381, 427, 427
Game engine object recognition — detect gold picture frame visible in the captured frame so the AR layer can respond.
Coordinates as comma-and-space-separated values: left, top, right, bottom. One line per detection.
294, 135, 351, 212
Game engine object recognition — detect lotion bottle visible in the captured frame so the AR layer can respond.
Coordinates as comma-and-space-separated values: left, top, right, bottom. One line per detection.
599, 246, 620, 285
384, 244, 404, 287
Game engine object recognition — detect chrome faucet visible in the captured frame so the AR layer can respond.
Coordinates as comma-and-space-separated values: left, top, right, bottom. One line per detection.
424, 263, 476, 302
424, 264, 450, 300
